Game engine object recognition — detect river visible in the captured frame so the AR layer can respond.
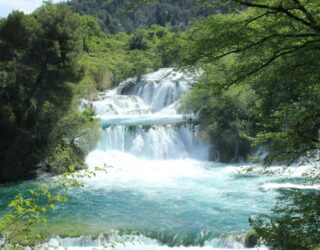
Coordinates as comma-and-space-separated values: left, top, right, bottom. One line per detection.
0, 68, 312, 249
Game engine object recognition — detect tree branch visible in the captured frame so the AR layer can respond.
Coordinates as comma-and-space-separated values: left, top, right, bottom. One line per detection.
233, 0, 320, 32
291, 0, 320, 31
242, 10, 276, 27
222, 39, 320, 92
202, 33, 319, 61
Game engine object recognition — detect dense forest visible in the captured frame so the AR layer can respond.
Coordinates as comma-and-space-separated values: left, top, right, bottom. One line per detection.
68, 0, 214, 33
0, 0, 319, 250
0, 4, 93, 183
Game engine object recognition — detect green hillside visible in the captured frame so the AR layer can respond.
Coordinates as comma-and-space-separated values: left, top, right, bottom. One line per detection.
68, 0, 214, 33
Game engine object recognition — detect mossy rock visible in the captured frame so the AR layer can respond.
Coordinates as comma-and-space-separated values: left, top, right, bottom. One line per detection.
244, 231, 259, 248
127, 124, 140, 131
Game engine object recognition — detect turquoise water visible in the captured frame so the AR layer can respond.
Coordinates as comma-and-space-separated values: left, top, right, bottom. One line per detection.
0, 69, 314, 249
0, 156, 301, 249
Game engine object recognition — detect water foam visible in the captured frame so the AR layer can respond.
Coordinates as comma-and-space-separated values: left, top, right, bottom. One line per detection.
35, 69, 280, 250
83, 68, 210, 161
41, 234, 268, 250
116, 68, 195, 111
261, 182, 320, 190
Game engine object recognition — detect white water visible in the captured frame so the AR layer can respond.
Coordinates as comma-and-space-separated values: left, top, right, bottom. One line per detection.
116, 68, 193, 111
38, 69, 315, 249
42, 234, 268, 250
82, 68, 209, 161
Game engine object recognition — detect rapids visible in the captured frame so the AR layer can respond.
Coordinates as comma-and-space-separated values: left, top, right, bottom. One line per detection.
0, 68, 312, 250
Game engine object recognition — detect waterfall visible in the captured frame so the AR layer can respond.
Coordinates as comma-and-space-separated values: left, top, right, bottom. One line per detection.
2, 69, 312, 250
84, 68, 210, 161
38, 68, 282, 250
116, 68, 193, 111
97, 124, 208, 160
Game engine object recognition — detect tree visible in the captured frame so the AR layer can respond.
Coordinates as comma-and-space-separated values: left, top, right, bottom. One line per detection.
0, 11, 37, 61
176, 0, 320, 166
68, 0, 213, 33
0, 3, 91, 183
129, 30, 149, 50
174, 1, 320, 249
180, 69, 257, 162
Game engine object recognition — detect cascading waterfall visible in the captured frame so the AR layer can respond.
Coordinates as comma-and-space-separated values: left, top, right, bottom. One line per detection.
63, 68, 270, 250
97, 124, 208, 160
116, 68, 193, 111
83, 68, 210, 161
4, 68, 315, 250
49, 68, 269, 250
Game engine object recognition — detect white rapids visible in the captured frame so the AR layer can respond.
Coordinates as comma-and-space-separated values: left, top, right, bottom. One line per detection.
37, 68, 315, 250
82, 68, 210, 161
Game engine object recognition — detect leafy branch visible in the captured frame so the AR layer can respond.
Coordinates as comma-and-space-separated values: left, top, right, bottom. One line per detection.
0, 165, 108, 246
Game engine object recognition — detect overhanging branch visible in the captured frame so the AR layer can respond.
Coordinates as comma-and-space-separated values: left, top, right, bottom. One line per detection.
233, 0, 320, 32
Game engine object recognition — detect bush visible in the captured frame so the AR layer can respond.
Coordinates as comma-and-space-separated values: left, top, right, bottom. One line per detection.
129, 30, 149, 50
250, 191, 320, 250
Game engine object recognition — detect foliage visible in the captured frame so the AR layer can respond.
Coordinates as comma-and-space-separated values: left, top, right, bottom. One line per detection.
68, 0, 213, 34
129, 30, 149, 50
176, 0, 320, 166
0, 3, 99, 183
250, 190, 320, 250
0, 165, 106, 246
78, 24, 177, 93
0, 0, 179, 183
174, 1, 320, 249
180, 63, 258, 162
44, 108, 101, 174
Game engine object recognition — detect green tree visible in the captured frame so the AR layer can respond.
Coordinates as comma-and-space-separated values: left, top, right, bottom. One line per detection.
174, 1, 320, 249
177, 0, 320, 166
128, 30, 149, 50
180, 69, 257, 162
68, 0, 213, 33
0, 3, 92, 183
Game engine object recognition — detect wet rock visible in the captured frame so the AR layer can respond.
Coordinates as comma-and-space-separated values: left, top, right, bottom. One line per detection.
244, 231, 259, 248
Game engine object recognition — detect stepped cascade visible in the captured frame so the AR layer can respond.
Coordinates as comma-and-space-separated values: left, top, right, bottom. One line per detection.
71, 68, 279, 249
0, 69, 310, 250
82, 68, 210, 161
